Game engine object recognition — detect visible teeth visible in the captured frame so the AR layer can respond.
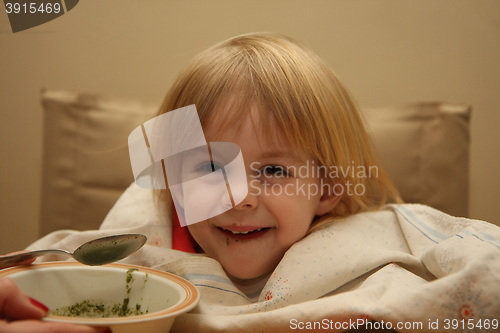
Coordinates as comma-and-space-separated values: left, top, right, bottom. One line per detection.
224, 228, 262, 235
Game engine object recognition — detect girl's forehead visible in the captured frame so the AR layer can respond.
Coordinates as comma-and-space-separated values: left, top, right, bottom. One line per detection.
204, 110, 310, 162
203, 102, 282, 144
200, 97, 315, 161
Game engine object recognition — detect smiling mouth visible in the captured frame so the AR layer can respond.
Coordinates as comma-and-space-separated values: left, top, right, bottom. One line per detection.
217, 227, 271, 241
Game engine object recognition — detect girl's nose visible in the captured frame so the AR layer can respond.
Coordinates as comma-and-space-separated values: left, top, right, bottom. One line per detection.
230, 178, 259, 210
233, 191, 259, 210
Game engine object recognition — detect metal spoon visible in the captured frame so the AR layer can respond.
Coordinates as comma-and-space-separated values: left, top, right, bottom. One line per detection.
0, 234, 147, 269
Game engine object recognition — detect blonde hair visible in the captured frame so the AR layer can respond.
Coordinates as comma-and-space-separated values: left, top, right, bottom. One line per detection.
157, 32, 401, 230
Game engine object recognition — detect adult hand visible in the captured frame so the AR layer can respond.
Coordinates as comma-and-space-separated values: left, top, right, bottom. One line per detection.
0, 277, 110, 333
0, 251, 36, 270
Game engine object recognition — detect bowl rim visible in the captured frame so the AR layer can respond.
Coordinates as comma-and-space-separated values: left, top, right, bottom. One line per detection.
0, 262, 200, 324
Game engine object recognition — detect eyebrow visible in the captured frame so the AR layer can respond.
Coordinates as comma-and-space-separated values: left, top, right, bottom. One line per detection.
258, 150, 304, 163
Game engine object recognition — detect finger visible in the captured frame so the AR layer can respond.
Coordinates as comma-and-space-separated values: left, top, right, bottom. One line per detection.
0, 278, 47, 320
0, 319, 111, 333
1, 258, 37, 269
0, 251, 36, 269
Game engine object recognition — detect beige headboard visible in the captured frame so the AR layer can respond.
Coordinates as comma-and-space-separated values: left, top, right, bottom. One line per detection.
39, 89, 471, 237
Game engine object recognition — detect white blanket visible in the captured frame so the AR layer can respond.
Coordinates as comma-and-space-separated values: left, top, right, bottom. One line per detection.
28, 183, 500, 332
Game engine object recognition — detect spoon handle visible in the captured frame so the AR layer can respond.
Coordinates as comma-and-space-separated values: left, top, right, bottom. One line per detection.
0, 250, 71, 269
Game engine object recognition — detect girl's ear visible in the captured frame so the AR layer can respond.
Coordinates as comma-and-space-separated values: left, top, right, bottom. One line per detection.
315, 184, 342, 216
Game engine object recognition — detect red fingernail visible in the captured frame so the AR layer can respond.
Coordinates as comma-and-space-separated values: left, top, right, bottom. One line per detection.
29, 297, 49, 313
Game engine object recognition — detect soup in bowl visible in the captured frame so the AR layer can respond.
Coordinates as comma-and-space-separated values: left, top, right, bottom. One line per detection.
0, 262, 200, 333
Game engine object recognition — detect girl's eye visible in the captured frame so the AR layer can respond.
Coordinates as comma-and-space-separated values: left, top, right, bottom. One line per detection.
261, 165, 290, 178
195, 161, 222, 174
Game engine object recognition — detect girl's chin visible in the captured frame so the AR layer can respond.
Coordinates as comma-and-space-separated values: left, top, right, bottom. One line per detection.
226, 267, 274, 283
220, 256, 279, 281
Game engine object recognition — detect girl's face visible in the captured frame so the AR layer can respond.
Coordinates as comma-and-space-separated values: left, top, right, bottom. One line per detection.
186, 105, 339, 280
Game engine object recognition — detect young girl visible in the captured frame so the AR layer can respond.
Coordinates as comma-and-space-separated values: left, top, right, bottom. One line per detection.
2, 33, 499, 333
156, 32, 401, 282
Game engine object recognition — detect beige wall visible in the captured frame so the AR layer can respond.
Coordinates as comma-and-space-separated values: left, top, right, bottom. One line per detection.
1, 0, 499, 254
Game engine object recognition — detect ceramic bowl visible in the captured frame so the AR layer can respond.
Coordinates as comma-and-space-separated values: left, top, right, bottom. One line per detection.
0, 262, 199, 333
